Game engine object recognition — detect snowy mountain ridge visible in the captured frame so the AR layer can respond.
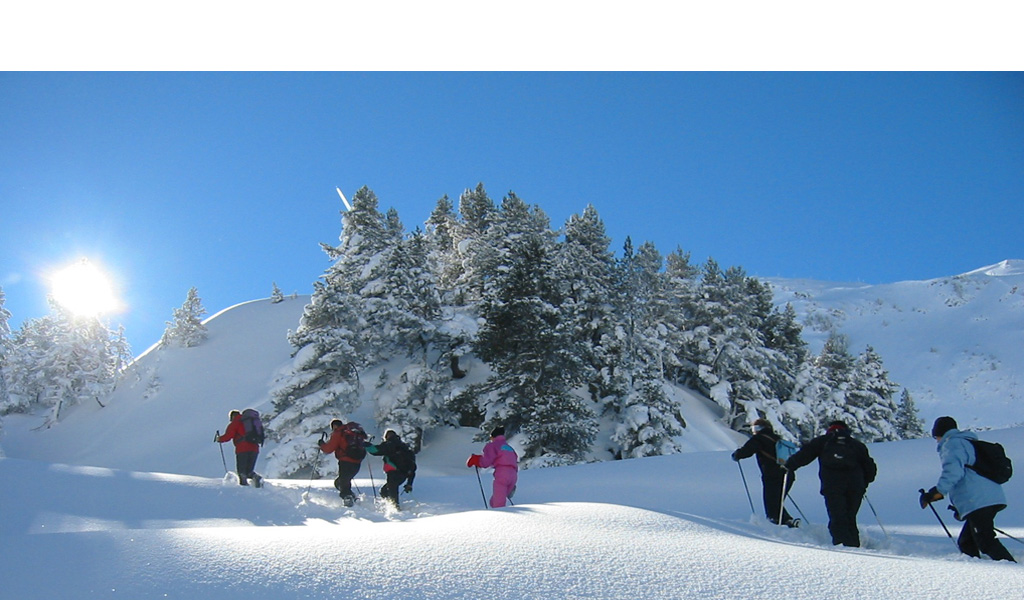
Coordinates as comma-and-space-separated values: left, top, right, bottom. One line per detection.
767, 259, 1024, 430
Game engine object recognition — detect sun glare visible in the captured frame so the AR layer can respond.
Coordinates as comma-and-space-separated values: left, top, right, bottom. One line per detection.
49, 259, 122, 317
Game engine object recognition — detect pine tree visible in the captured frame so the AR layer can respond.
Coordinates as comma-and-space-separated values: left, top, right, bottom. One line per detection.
847, 345, 900, 441
368, 230, 450, 449
895, 388, 926, 439
554, 205, 617, 406
474, 234, 596, 466
264, 186, 392, 477
161, 287, 208, 348
4, 301, 125, 424
270, 282, 285, 304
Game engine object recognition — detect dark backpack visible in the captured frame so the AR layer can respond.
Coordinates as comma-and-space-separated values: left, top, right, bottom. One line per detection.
342, 422, 368, 460
819, 431, 859, 470
240, 408, 265, 446
967, 439, 1012, 484
390, 441, 417, 474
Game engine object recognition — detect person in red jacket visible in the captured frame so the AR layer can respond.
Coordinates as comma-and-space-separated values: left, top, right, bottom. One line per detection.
318, 419, 366, 507
215, 410, 263, 487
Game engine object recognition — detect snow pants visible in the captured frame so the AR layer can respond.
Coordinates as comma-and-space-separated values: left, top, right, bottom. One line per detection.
958, 504, 1016, 562
380, 469, 410, 508
235, 451, 259, 485
334, 460, 362, 505
822, 486, 864, 547
762, 472, 794, 525
491, 465, 518, 508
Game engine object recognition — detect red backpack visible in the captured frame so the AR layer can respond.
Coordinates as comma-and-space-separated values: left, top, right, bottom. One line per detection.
342, 422, 368, 460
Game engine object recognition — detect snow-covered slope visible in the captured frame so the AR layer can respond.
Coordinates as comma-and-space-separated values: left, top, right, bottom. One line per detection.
767, 260, 1024, 430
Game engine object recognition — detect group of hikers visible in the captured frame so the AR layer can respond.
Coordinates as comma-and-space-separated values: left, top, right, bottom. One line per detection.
216, 408, 1013, 562
733, 416, 1016, 562
215, 411, 519, 510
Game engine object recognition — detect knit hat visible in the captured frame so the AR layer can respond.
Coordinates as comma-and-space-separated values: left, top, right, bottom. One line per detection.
931, 416, 957, 439
490, 426, 505, 438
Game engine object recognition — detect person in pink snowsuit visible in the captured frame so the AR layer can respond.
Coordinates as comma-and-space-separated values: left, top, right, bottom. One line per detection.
467, 426, 519, 508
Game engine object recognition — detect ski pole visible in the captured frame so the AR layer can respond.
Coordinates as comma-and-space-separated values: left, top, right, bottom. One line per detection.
474, 466, 489, 509
366, 457, 378, 500
216, 430, 228, 473
920, 488, 956, 544
994, 527, 1024, 546
779, 469, 789, 526
786, 495, 808, 522
303, 447, 322, 500
863, 493, 889, 539
737, 461, 755, 515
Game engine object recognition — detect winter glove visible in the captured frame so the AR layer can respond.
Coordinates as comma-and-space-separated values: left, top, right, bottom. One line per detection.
730, 451, 739, 462
214, 431, 220, 443
919, 486, 943, 509
466, 454, 482, 468
403, 483, 413, 494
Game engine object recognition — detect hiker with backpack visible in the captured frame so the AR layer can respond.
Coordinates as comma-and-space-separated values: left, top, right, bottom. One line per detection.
318, 419, 367, 507
467, 426, 519, 508
732, 418, 799, 527
365, 429, 418, 510
215, 409, 264, 487
919, 416, 1016, 562
784, 421, 877, 547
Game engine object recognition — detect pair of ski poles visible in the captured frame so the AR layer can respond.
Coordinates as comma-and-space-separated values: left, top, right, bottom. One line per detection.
737, 461, 807, 524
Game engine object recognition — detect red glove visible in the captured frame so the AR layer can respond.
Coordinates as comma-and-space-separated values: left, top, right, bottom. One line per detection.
466, 454, 482, 468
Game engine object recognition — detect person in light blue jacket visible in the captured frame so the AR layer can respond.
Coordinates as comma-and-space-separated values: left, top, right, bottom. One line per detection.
920, 416, 1015, 561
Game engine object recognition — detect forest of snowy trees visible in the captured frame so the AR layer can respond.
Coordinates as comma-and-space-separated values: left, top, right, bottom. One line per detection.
260, 184, 921, 476
0, 183, 924, 473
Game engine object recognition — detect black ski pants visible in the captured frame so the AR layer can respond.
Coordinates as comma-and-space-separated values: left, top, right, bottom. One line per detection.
958, 505, 1016, 562
762, 472, 794, 525
380, 470, 410, 507
334, 460, 362, 502
235, 451, 259, 484
822, 486, 865, 547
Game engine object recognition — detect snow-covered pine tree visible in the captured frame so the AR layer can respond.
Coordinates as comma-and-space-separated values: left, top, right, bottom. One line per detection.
789, 332, 855, 440
424, 194, 461, 301
846, 345, 900, 442
4, 301, 124, 424
270, 282, 284, 304
161, 287, 208, 348
368, 230, 450, 450
553, 205, 618, 406
264, 186, 393, 477
895, 388, 926, 439
449, 183, 498, 307
474, 231, 596, 466
681, 261, 785, 432
605, 238, 685, 458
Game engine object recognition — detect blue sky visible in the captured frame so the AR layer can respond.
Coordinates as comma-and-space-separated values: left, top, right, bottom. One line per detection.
2, 72, 1022, 354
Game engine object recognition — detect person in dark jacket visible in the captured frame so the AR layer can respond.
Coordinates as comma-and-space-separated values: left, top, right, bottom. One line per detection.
318, 419, 365, 507
920, 416, 1015, 562
785, 420, 877, 547
365, 429, 418, 510
732, 418, 799, 527
215, 410, 263, 487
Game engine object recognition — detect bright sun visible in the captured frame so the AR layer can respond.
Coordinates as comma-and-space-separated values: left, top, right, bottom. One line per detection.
49, 259, 122, 317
